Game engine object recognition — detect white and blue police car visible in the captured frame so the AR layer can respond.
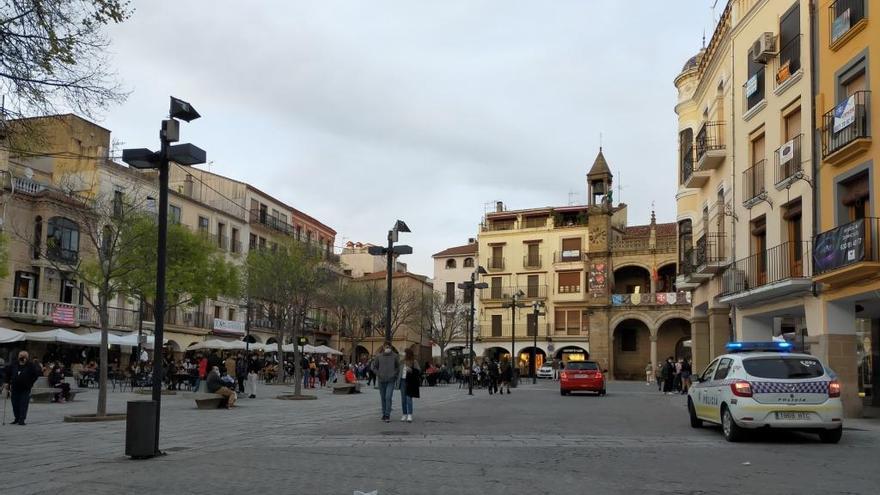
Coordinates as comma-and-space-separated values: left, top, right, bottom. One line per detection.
687, 341, 844, 443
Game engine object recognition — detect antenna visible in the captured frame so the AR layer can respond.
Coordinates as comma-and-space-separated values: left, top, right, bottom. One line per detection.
616, 168, 625, 204
567, 190, 580, 206
599, 132, 603, 151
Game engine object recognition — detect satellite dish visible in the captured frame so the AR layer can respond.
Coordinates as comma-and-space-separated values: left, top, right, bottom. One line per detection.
24, 167, 34, 180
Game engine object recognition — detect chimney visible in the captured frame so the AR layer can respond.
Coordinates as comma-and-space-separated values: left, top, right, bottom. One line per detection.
495, 201, 504, 212
468, 238, 475, 244
183, 174, 194, 197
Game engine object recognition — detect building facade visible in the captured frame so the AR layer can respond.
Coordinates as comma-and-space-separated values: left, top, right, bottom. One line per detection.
473, 151, 691, 379
431, 239, 479, 362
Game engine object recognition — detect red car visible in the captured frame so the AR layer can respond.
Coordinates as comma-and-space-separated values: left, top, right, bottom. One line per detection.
560, 361, 606, 396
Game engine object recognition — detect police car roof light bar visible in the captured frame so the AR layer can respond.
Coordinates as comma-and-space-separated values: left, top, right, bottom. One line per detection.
725, 341, 792, 353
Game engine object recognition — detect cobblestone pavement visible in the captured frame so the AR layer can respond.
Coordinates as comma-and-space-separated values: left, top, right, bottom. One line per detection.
1, 380, 878, 494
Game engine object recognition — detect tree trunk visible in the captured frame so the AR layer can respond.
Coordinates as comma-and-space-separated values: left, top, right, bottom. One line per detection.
292, 316, 302, 396
439, 344, 446, 368
276, 321, 285, 383
97, 298, 109, 417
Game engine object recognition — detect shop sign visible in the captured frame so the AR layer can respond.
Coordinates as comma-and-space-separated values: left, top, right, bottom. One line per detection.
813, 219, 865, 273
778, 138, 795, 165
213, 318, 245, 335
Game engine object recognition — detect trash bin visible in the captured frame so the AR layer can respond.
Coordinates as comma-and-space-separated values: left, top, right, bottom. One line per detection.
511, 369, 520, 388
125, 400, 157, 459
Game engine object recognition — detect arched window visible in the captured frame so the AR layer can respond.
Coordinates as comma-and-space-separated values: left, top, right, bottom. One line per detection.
445, 259, 457, 269
47, 217, 80, 263
463, 257, 474, 268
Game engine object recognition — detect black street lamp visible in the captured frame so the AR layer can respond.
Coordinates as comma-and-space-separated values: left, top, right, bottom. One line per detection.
502, 290, 526, 387
122, 96, 205, 458
367, 220, 412, 346
531, 300, 545, 384
458, 266, 487, 395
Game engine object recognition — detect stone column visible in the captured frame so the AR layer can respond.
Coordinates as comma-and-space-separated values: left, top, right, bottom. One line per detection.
690, 316, 710, 373
650, 333, 658, 377
708, 308, 731, 359
811, 300, 862, 418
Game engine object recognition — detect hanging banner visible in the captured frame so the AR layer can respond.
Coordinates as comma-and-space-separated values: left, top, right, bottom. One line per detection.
588, 263, 607, 296
778, 138, 795, 165
52, 305, 77, 326
213, 318, 245, 336
833, 95, 856, 133
814, 219, 865, 273
831, 9, 851, 43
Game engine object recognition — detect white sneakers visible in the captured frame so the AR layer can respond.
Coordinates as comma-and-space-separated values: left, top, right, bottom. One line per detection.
401, 415, 407, 422
401, 414, 413, 422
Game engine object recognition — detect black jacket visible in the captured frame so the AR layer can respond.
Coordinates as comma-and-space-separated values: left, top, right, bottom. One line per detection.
4, 361, 42, 392
404, 364, 421, 398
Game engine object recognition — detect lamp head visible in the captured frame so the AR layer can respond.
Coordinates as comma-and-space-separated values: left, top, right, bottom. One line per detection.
169, 96, 201, 122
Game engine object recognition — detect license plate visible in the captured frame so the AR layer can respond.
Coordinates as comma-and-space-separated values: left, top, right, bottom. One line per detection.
575, 374, 588, 378
775, 412, 810, 420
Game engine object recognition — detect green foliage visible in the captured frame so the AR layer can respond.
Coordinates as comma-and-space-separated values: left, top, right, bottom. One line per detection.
0, 231, 9, 279
117, 217, 239, 308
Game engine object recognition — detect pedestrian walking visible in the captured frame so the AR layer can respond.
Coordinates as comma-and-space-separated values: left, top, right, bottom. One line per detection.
371, 342, 400, 423
680, 358, 692, 395
246, 353, 261, 398
487, 359, 500, 395
399, 349, 420, 422
662, 357, 676, 395
645, 362, 654, 385
3, 351, 42, 425
499, 357, 512, 394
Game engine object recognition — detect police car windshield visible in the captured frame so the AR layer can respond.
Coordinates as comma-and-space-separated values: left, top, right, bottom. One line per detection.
742, 356, 824, 379
566, 362, 598, 371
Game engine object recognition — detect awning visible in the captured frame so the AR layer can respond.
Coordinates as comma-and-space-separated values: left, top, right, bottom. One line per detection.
313, 345, 342, 355
23, 329, 94, 346
0, 327, 25, 344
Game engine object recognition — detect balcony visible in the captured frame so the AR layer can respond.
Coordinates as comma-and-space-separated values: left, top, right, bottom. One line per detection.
719, 241, 812, 306
480, 285, 548, 301
4, 298, 90, 326
814, 217, 880, 286
486, 257, 505, 271
829, 0, 867, 50
249, 209, 294, 236
681, 145, 709, 188
481, 219, 517, 232
477, 322, 551, 340
611, 291, 692, 307
822, 91, 871, 166
553, 251, 585, 264
743, 67, 766, 119
742, 160, 767, 208
11, 176, 47, 195
775, 134, 804, 189
696, 121, 726, 170
693, 232, 728, 274
523, 255, 542, 269
45, 246, 79, 265
676, 250, 702, 290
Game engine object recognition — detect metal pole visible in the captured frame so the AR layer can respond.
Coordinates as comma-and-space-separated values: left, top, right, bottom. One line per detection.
244, 301, 251, 355
510, 296, 516, 382
385, 230, 393, 343
468, 275, 476, 396
136, 296, 143, 364
151, 130, 170, 455
532, 305, 538, 385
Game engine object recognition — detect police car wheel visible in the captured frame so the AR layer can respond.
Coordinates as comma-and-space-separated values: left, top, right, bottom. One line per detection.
721, 406, 744, 442
687, 399, 702, 428
818, 427, 842, 444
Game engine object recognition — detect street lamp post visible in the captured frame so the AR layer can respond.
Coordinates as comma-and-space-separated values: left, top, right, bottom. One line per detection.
122, 96, 205, 458
458, 266, 487, 395
502, 290, 526, 387
531, 300, 545, 384
368, 220, 412, 346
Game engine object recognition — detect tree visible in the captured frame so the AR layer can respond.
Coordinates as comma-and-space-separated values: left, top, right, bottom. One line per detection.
0, 1, 132, 118
429, 291, 467, 366
245, 241, 329, 396
324, 277, 375, 365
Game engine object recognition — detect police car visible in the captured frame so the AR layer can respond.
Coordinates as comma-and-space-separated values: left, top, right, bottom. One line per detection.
687, 342, 844, 443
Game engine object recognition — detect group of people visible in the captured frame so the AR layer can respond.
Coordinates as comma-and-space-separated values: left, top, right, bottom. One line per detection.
369, 342, 421, 423
647, 356, 692, 395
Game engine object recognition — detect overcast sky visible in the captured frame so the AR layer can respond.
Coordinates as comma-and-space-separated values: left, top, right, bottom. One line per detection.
101, 1, 718, 276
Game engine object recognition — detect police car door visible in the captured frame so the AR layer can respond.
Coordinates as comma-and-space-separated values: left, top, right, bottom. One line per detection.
694, 358, 720, 422
710, 358, 734, 423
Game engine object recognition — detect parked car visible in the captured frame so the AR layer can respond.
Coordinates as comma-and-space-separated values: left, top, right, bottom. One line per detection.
560, 361, 606, 396
537, 364, 555, 379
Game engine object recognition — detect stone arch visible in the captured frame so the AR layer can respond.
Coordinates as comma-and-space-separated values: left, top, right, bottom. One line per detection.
242, 334, 261, 344
164, 339, 182, 353
613, 265, 651, 294
654, 311, 692, 331
483, 346, 509, 362
554, 346, 589, 363
355, 345, 370, 362
656, 262, 678, 292
518, 346, 547, 378
266, 337, 278, 345
609, 312, 653, 334
612, 318, 651, 380
656, 317, 691, 364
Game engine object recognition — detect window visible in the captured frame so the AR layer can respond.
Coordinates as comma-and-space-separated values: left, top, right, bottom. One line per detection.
554, 309, 585, 336
841, 171, 870, 221
560, 238, 582, 261
527, 313, 538, 337
60, 279, 76, 304
745, 52, 765, 110
491, 314, 502, 337
46, 217, 80, 263
169, 205, 181, 225
701, 359, 720, 382
745, 132, 766, 201
830, 0, 866, 45
463, 257, 474, 268
751, 216, 767, 285
712, 358, 732, 381
620, 328, 637, 352
490, 277, 502, 299
776, 4, 801, 87
231, 228, 240, 253
445, 282, 455, 304
526, 243, 540, 267
217, 222, 226, 249
214, 306, 222, 319
558, 271, 581, 293
228, 308, 235, 321
249, 233, 257, 250
678, 220, 692, 267
445, 259, 457, 269
490, 245, 503, 270
527, 275, 539, 298
779, 106, 803, 181
296, 226, 302, 241
32, 216, 42, 259
716, 188, 725, 234
198, 216, 209, 233
743, 356, 824, 378
259, 237, 267, 249
679, 128, 694, 183
784, 199, 804, 276
113, 190, 124, 217
13, 271, 38, 299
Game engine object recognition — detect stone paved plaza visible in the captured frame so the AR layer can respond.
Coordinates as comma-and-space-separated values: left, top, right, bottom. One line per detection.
2, 380, 879, 494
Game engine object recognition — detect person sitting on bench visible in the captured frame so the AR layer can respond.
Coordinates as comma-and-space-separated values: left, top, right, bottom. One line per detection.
344, 365, 357, 384
48, 364, 71, 403
206, 366, 237, 408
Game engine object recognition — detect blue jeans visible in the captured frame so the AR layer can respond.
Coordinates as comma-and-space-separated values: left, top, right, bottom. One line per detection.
378, 380, 395, 418
399, 378, 413, 415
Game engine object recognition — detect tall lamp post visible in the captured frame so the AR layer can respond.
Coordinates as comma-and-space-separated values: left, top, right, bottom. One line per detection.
458, 266, 487, 395
368, 220, 412, 346
531, 300, 545, 384
502, 290, 526, 387
122, 97, 205, 458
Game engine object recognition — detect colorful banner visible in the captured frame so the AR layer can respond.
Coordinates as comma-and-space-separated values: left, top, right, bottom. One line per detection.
52, 305, 76, 326
610, 292, 692, 306
778, 138, 795, 165
814, 219, 865, 273
588, 263, 606, 296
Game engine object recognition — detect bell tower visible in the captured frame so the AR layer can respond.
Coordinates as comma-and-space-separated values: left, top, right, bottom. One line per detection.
587, 147, 614, 207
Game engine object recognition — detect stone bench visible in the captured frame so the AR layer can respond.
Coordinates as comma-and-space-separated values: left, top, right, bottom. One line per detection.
193, 393, 226, 409
30, 377, 84, 403
332, 382, 361, 395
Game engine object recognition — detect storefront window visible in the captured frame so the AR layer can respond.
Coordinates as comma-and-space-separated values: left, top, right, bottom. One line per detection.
856, 318, 874, 402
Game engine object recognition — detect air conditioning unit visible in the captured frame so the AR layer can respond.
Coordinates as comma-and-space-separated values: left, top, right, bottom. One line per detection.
750, 32, 777, 64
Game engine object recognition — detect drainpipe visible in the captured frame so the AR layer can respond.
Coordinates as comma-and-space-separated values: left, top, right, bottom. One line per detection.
808, 0, 820, 298
729, 34, 737, 342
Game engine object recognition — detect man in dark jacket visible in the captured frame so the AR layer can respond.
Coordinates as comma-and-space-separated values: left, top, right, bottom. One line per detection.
4, 351, 42, 425
371, 342, 400, 422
